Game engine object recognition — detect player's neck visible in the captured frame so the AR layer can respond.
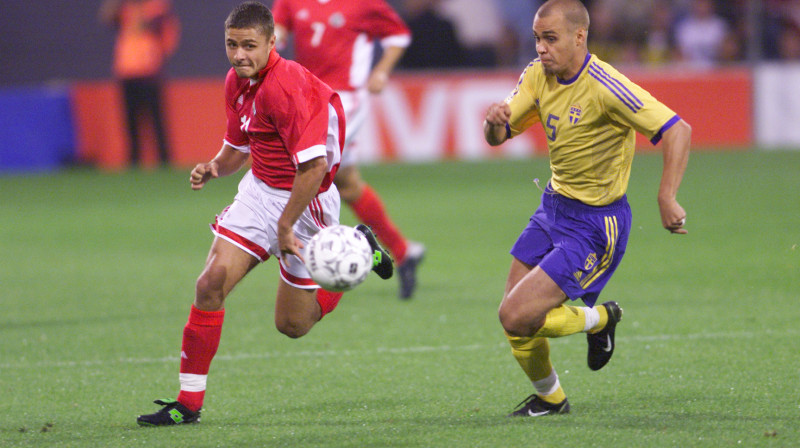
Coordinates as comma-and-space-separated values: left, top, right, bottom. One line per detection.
558, 51, 590, 82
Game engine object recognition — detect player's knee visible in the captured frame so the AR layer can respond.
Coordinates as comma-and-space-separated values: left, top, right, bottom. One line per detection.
498, 301, 541, 337
499, 307, 525, 337
337, 182, 362, 203
275, 316, 313, 339
195, 268, 226, 310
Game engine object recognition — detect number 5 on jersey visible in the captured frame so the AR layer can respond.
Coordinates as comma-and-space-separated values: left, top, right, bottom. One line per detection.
546, 113, 559, 141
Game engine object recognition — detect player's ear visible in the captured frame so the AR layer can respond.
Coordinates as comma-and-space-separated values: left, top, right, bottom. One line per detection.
575, 27, 587, 47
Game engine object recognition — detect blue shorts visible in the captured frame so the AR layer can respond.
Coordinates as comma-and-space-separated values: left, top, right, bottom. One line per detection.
510, 185, 631, 307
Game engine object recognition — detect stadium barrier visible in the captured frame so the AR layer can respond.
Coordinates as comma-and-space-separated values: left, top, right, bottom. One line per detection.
0, 85, 75, 172
1, 68, 752, 172
754, 63, 800, 149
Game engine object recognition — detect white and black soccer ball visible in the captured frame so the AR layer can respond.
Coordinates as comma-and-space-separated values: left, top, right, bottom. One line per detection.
305, 225, 373, 292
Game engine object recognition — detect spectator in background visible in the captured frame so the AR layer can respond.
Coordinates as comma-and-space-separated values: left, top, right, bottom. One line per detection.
762, 0, 800, 60
400, 0, 465, 68
673, 0, 729, 68
438, 0, 505, 66
584, 0, 623, 63
497, 0, 543, 67
99, 0, 179, 167
778, 23, 800, 59
642, 2, 677, 66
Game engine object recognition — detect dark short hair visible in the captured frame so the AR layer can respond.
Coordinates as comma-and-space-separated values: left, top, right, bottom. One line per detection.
224, 1, 274, 38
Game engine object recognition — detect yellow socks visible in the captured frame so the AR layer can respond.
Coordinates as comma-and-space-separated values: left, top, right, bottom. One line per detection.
534, 304, 609, 338
506, 334, 566, 404
505, 303, 613, 404
588, 303, 609, 334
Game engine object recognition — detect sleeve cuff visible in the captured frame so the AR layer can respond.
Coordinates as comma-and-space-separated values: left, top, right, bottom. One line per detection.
224, 139, 251, 153
293, 144, 327, 165
381, 34, 411, 49
650, 115, 681, 145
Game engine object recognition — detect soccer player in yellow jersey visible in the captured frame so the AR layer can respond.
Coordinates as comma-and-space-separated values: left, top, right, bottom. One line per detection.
484, 0, 691, 417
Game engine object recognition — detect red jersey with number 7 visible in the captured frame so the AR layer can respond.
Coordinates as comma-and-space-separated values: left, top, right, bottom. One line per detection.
272, 0, 411, 91
223, 49, 346, 192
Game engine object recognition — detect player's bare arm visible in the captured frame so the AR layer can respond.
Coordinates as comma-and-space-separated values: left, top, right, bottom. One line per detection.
368, 46, 405, 94
190, 144, 250, 190
277, 155, 329, 263
484, 102, 512, 146
657, 119, 692, 234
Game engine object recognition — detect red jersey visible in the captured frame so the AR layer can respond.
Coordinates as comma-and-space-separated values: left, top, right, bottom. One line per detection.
273, 0, 411, 91
223, 49, 345, 191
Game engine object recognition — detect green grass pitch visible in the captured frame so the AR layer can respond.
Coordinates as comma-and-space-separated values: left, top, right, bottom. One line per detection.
1, 150, 798, 447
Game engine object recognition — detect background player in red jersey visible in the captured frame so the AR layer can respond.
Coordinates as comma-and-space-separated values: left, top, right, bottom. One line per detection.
273, 0, 426, 300
136, 1, 392, 426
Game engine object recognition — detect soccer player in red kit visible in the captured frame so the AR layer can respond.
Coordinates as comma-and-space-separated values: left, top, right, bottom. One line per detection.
273, 0, 426, 300
136, 1, 392, 426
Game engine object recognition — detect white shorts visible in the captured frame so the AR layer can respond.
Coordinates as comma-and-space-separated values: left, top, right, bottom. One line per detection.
211, 170, 341, 289
338, 89, 369, 168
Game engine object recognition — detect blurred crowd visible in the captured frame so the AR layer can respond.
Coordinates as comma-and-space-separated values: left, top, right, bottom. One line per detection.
391, 0, 800, 70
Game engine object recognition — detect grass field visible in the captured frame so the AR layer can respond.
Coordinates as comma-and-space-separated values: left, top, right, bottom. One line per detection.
1, 150, 799, 447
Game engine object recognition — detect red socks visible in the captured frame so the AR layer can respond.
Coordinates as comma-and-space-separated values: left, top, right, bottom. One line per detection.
316, 289, 344, 318
175, 290, 343, 411
349, 184, 408, 262
177, 305, 225, 412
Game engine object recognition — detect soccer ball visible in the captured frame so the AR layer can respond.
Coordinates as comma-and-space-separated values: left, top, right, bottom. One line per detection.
305, 225, 373, 292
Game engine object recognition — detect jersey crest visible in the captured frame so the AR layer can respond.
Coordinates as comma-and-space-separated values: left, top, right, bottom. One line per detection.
584, 252, 598, 270
569, 103, 582, 125
329, 12, 345, 28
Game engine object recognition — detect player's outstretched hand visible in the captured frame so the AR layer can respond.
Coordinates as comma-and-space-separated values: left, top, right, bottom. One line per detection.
190, 162, 219, 190
658, 197, 688, 234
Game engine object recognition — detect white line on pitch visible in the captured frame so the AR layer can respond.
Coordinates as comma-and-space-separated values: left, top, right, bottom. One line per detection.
0, 330, 793, 370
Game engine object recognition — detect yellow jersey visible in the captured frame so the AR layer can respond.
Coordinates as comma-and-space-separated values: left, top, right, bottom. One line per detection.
506, 53, 679, 205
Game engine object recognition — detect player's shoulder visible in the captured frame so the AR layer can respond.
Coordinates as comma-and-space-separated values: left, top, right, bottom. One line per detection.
584, 55, 644, 103
518, 58, 546, 86
265, 58, 331, 100
585, 55, 638, 91
506, 58, 543, 102
368, 0, 399, 13
270, 57, 312, 87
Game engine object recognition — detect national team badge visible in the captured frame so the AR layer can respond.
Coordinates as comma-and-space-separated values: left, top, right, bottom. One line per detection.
329, 12, 345, 28
584, 252, 597, 270
569, 103, 582, 125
